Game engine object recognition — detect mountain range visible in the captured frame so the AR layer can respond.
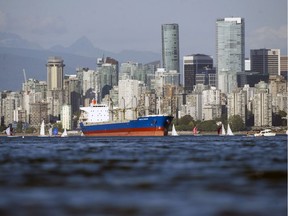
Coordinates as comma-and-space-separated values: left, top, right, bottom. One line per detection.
0, 32, 160, 91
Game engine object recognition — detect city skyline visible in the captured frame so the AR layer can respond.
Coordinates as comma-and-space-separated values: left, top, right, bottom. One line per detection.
0, 0, 286, 57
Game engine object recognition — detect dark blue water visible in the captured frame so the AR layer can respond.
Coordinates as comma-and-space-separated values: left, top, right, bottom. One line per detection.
0, 135, 287, 216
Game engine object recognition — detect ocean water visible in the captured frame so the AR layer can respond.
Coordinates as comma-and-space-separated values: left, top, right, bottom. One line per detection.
0, 135, 286, 216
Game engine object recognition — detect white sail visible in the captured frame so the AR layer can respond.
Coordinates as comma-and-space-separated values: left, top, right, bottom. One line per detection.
48, 127, 52, 136
221, 124, 226, 135
226, 124, 234, 136
61, 128, 68, 137
171, 124, 178, 136
5, 127, 11, 136
39, 120, 46, 137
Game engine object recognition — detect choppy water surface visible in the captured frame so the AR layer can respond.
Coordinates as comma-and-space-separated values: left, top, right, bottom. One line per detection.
0, 135, 286, 216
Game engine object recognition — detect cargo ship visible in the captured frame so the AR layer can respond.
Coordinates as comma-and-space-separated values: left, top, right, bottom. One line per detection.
79, 99, 173, 136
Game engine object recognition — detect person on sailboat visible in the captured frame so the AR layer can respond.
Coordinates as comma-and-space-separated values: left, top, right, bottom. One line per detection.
217, 125, 222, 135
6, 124, 14, 136
216, 121, 222, 135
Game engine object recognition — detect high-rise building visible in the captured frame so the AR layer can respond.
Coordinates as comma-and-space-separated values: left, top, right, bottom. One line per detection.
97, 57, 119, 101
253, 81, 272, 127
216, 17, 245, 94
227, 90, 247, 125
61, 104, 72, 130
46, 57, 65, 90
161, 23, 180, 83
280, 56, 288, 78
202, 87, 222, 120
118, 79, 140, 120
250, 49, 280, 76
183, 54, 214, 91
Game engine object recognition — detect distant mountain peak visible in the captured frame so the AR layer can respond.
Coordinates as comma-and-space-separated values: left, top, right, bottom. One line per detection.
70, 36, 95, 49
0, 31, 42, 50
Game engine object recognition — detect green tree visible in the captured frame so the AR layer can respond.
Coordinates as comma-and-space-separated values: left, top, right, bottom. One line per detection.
174, 115, 194, 131
273, 110, 287, 126
228, 115, 245, 131
178, 115, 193, 125
197, 120, 218, 132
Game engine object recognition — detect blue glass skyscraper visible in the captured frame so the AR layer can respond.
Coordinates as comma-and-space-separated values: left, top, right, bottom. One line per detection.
216, 17, 245, 94
161, 23, 180, 85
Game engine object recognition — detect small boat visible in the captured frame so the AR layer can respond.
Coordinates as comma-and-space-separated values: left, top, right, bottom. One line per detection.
38, 120, 49, 137
61, 128, 68, 137
5, 126, 19, 138
254, 129, 276, 137
5, 127, 11, 136
193, 126, 201, 136
220, 124, 226, 136
171, 124, 178, 136
226, 124, 234, 136
193, 126, 197, 135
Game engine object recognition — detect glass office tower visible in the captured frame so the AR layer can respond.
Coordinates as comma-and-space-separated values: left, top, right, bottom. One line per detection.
161, 23, 180, 84
216, 17, 245, 94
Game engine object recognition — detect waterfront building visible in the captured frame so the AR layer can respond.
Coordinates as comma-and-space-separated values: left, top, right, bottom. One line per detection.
237, 72, 269, 88
250, 49, 280, 76
47, 90, 65, 123
29, 102, 48, 127
202, 87, 221, 120
183, 54, 214, 92
161, 23, 180, 84
21, 79, 47, 123
154, 68, 179, 97
216, 17, 245, 94
227, 89, 247, 125
46, 57, 65, 91
195, 68, 216, 87
184, 92, 203, 121
253, 81, 272, 127
78, 68, 97, 98
245, 59, 251, 71
120, 61, 143, 81
61, 104, 72, 130
144, 61, 161, 90
268, 75, 287, 113
1, 91, 21, 126
97, 57, 119, 101
63, 75, 81, 116
118, 79, 141, 120
280, 56, 288, 78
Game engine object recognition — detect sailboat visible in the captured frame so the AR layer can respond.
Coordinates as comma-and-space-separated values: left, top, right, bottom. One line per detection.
5, 127, 11, 136
61, 128, 68, 137
193, 126, 198, 135
226, 124, 234, 136
171, 124, 179, 136
220, 124, 226, 136
6, 125, 19, 137
193, 126, 202, 136
38, 120, 48, 137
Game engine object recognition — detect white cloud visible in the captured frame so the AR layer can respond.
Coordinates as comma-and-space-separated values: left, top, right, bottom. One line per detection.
248, 25, 287, 51
24, 16, 67, 35
0, 10, 7, 30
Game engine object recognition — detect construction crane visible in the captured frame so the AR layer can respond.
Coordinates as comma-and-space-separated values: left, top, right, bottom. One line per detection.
23, 69, 28, 92
23, 69, 27, 83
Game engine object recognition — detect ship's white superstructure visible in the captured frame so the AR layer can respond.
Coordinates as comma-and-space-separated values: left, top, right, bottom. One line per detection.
80, 99, 109, 123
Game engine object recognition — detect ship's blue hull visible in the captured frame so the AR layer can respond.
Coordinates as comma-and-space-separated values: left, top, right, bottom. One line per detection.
80, 115, 173, 136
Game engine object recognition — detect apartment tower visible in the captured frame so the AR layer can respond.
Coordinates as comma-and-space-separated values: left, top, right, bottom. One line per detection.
46, 56, 65, 90
161, 23, 180, 84
183, 54, 213, 92
216, 17, 245, 94
250, 49, 280, 76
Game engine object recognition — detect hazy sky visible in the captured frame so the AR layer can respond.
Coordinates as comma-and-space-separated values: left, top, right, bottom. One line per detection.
0, 0, 287, 57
